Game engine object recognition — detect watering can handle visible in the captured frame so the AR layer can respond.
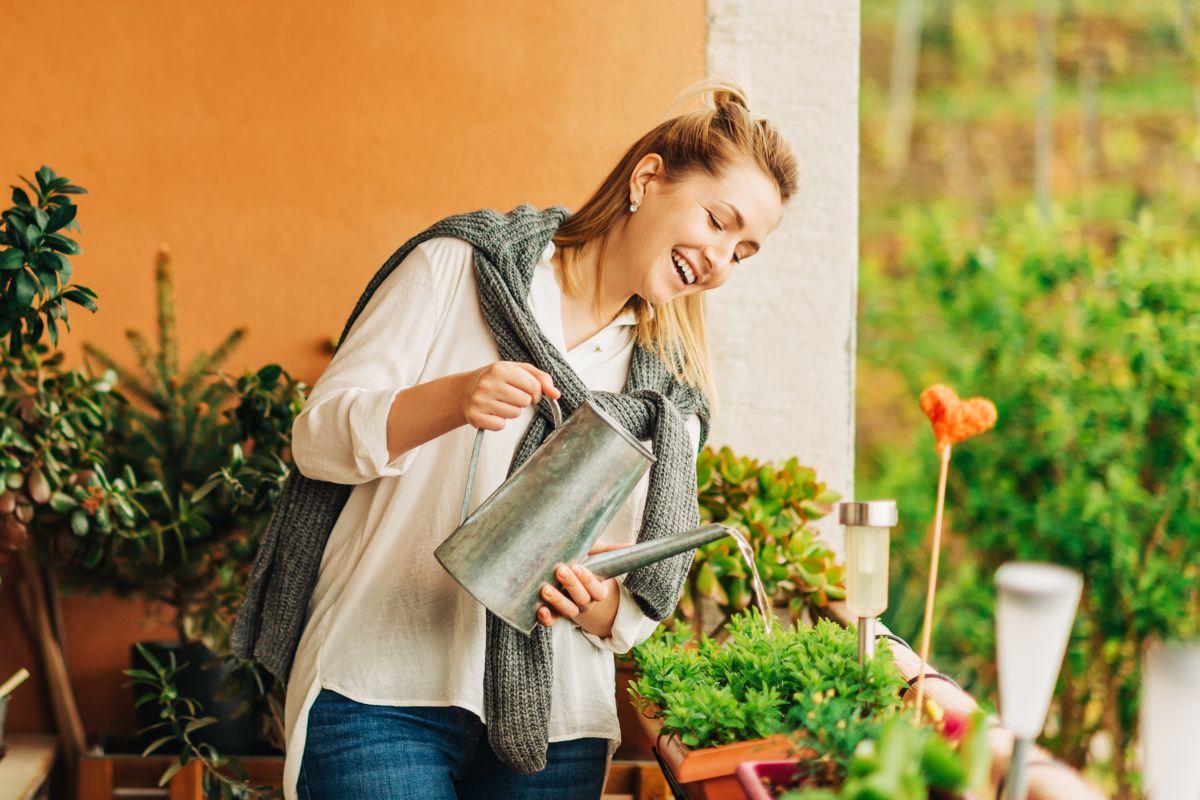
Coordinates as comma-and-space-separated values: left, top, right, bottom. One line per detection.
460, 397, 563, 525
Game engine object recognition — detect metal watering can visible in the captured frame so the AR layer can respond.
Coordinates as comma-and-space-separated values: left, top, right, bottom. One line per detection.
434, 397, 734, 634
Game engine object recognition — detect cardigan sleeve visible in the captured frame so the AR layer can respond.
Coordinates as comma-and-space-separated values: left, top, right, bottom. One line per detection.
291, 238, 471, 485
579, 412, 704, 654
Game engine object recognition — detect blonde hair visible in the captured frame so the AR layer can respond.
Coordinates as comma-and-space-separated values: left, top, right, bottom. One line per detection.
553, 81, 798, 400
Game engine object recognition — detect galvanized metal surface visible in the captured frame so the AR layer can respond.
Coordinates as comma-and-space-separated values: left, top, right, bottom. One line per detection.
580, 523, 734, 579
435, 399, 655, 634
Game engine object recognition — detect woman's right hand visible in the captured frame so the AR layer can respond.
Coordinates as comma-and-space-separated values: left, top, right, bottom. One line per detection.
461, 361, 560, 431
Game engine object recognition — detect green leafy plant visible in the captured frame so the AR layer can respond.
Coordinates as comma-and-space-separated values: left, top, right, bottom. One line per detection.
47, 249, 306, 647
1, 165, 97, 354
679, 447, 844, 634
783, 712, 992, 800
31, 248, 303, 768
125, 643, 279, 799
0, 347, 160, 554
630, 611, 907, 784
0, 168, 160, 558
859, 206, 1200, 794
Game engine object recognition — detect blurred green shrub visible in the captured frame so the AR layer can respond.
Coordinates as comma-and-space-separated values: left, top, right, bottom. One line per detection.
858, 205, 1200, 792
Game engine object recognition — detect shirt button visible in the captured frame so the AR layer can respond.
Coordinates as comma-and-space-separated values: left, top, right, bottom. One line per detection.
593, 344, 604, 353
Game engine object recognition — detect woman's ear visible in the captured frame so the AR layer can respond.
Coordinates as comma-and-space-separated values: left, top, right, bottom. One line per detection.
628, 154, 665, 206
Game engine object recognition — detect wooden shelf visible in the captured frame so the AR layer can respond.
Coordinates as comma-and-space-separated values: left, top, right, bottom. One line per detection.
0, 734, 56, 800
75, 752, 667, 800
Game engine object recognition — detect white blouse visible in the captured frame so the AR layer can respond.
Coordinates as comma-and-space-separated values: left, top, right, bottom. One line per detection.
281, 236, 702, 799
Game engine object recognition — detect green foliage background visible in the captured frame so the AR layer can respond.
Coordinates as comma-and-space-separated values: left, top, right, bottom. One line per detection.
859, 2, 1200, 795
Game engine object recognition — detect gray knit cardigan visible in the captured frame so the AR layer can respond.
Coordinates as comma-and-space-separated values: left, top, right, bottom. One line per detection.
232, 205, 710, 773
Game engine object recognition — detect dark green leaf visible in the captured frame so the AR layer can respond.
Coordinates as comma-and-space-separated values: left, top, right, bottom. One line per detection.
0, 249, 23, 271
43, 232, 80, 255
45, 203, 76, 233
15, 269, 37, 306
35, 166, 55, 192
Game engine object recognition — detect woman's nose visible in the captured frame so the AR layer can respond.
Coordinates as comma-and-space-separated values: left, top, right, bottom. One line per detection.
701, 245, 736, 285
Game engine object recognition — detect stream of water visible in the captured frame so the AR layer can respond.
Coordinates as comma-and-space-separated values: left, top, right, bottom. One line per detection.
724, 527, 774, 634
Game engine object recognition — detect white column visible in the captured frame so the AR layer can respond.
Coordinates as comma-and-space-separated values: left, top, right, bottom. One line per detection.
706, 0, 862, 548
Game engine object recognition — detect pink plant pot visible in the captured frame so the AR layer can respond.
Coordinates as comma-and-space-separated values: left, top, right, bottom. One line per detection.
735, 760, 805, 799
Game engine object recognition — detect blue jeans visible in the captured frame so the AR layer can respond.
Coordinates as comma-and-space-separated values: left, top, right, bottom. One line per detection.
298, 689, 609, 800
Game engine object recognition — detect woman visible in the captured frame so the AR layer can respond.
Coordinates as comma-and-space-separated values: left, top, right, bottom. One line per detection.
236, 83, 798, 800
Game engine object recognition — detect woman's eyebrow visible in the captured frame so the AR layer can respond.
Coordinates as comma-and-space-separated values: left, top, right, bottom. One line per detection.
716, 200, 760, 253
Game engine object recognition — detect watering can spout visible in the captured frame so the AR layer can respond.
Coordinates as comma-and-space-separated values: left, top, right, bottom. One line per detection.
580, 523, 735, 579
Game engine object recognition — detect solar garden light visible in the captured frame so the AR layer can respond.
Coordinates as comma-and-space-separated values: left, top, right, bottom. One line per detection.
839, 500, 898, 665
1141, 640, 1200, 800
995, 562, 1082, 800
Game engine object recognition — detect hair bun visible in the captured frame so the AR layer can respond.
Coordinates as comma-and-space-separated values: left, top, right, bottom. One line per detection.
710, 83, 751, 115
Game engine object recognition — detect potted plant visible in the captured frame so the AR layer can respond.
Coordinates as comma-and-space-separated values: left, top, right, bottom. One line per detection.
37, 248, 304, 759
685, 447, 845, 634
0, 166, 152, 557
628, 611, 908, 799
616, 447, 845, 760
737, 710, 991, 800
1, 166, 162, 764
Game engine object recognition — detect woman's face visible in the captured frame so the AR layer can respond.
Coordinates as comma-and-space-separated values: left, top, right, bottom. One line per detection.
613, 154, 784, 306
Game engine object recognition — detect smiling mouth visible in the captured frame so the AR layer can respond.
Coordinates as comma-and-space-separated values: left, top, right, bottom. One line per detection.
672, 250, 697, 286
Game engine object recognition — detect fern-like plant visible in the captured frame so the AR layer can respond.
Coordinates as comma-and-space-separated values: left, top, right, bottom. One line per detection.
43, 247, 304, 645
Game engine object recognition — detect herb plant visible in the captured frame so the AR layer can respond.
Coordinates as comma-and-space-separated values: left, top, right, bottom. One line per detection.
630, 612, 907, 782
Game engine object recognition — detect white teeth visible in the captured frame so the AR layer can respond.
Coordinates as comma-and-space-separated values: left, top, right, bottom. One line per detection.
672, 251, 696, 285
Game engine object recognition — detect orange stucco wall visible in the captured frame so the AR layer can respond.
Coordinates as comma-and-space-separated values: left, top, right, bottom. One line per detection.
2, 0, 705, 736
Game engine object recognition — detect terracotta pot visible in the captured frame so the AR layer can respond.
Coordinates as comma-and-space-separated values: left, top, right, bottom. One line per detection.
635, 707, 810, 800
614, 657, 656, 760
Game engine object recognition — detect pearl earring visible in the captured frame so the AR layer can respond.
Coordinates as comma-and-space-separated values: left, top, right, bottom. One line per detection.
629, 200, 639, 213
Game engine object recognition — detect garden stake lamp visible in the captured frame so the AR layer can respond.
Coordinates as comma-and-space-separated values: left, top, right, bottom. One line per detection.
1141, 641, 1200, 800
995, 562, 1081, 800
913, 385, 997, 721
839, 501, 897, 665
0, 668, 30, 699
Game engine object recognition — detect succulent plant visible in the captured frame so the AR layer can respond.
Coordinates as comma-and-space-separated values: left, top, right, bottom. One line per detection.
677, 446, 845, 634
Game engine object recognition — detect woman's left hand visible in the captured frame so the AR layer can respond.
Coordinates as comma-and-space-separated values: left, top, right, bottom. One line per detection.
537, 545, 628, 638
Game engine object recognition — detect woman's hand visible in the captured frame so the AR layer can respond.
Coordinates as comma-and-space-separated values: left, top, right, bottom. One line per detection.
461, 361, 560, 431
537, 543, 630, 638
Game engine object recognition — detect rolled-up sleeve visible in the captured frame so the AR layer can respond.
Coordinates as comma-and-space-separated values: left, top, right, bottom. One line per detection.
291, 238, 467, 485
580, 412, 705, 653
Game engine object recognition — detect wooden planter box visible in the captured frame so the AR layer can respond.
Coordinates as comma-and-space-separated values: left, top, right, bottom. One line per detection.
79, 751, 283, 800
634, 707, 809, 800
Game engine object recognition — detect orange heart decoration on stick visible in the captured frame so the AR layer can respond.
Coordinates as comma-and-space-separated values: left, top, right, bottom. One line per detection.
919, 384, 998, 450
913, 384, 997, 723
